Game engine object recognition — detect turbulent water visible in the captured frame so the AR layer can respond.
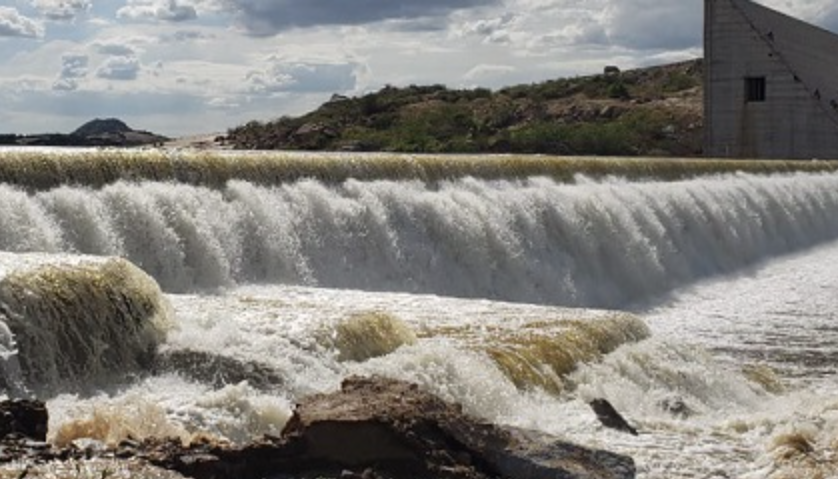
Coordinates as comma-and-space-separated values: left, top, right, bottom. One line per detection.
0, 155, 836, 478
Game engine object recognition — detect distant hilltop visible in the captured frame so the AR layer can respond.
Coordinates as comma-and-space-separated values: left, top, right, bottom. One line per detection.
0, 118, 168, 148
225, 59, 704, 157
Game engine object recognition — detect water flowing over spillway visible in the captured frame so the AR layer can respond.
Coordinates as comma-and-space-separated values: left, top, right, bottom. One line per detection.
2, 172, 838, 307
0, 153, 837, 479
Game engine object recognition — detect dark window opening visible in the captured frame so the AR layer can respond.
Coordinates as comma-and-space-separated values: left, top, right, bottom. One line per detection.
745, 77, 766, 102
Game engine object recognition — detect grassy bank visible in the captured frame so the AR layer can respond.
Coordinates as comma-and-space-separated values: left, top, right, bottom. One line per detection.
225, 60, 704, 156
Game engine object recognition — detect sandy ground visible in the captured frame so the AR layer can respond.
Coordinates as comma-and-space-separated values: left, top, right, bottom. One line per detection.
162, 133, 232, 150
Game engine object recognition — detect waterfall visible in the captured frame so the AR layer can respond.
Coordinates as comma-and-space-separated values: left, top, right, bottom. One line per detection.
0, 172, 836, 307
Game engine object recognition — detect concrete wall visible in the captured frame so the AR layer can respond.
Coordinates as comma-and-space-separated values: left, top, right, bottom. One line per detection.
704, 0, 838, 159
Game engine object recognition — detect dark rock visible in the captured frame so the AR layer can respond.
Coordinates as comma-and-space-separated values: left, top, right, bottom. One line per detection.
0, 377, 635, 479
0, 399, 48, 441
657, 397, 694, 419
153, 349, 284, 390
589, 398, 638, 436
281, 376, 635, 479
294, 122, 337, 139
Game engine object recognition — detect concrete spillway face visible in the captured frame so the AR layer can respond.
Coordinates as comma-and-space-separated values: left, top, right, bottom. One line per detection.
0, 254, 173, 396
704, 0, 838, 159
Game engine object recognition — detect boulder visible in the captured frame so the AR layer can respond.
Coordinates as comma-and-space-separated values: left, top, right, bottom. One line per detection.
0, 377, 635, 479
0, 399, 48, 441
281, 376, 635, 479
153, 349, 284, 390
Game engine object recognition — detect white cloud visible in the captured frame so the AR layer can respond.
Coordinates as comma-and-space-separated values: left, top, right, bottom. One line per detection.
0, 7, 43, 38
463, 63, 515, 83
244, 59, 359, 96
96, 56, 141, 80
456, 13, 517, 44
31, 0, 91, 21
118, 0, 198, 23
52, 78, 78, 91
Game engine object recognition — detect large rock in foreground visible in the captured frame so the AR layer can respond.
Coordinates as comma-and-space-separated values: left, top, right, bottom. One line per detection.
281, 375, 635, 479
0, 376, 634, 479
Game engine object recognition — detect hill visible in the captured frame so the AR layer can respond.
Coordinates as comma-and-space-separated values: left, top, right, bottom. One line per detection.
226, 59, 704, 156
71, 118, 133, 137
0, 118, 168, 148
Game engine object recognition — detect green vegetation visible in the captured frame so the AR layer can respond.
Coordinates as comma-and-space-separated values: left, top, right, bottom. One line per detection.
227, 60, 705, 156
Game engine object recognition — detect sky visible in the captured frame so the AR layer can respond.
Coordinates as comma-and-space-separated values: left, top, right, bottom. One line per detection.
1, 0, 837, 137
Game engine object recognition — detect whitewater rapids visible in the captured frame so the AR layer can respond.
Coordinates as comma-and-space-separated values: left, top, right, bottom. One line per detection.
0, 166, 836, 477
2, 172, 838, 309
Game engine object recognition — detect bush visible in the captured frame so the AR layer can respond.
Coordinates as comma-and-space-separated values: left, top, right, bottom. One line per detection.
607, 81, 630, 100
662, 72, 699, 93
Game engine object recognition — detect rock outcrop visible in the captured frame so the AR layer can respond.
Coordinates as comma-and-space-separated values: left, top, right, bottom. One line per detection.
0, 376, 635, 479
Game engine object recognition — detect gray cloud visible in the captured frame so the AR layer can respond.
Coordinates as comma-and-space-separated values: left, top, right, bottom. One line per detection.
60, 53, 89, 78
53, 54, 88, 90
94, 42, 137, 56
165, 30, 215, 42
96, 56, 141, 80
819, 6, 838, 32
31, 0, 91, 21
603, 1, 702, 50
219, 0, 501, 36
0, 7, 43, 38
457, 13, 517, 44
118, 0, 198, 22
246, 61, 358, 95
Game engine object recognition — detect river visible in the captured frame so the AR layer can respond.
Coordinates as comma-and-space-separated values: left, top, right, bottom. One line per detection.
0, 157, 835, 477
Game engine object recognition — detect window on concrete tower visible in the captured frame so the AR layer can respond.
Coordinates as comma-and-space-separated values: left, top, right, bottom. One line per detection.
745, 77, 766, 102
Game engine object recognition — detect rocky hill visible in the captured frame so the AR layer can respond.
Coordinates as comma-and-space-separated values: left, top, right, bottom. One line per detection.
0, 118, 168, 148
226, 59, 704, 157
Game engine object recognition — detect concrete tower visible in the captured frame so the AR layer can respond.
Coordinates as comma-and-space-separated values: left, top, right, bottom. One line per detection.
704, 0, 838, 159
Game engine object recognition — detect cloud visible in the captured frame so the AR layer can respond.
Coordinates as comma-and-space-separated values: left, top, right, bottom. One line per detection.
457, 13, 517, 44
52, 78, 79, 91
245, 60, 359, 95
0, 7, 43, 38
463, 64, 516, 84
30, 0, 91, 21
602, 0, 702, 50
118, 0, 198, 23
819, 5, 838, 32
218, 0, 501, 36
96, 56, 141, 80
94, 41, 137, 56
164, 30, 215, 42
59, 53, 89, 79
